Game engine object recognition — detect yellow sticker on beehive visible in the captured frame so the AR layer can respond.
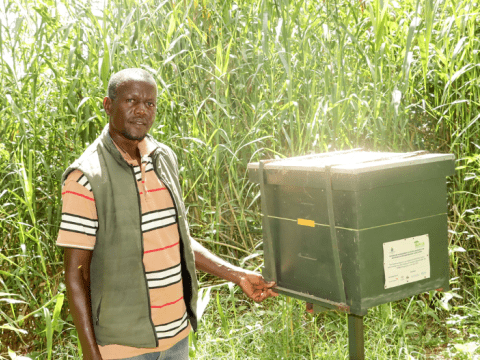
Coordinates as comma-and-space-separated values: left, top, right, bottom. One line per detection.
297, 218, 315, 227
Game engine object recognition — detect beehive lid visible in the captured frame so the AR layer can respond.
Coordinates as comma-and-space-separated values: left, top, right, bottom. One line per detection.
247, 149, 455, 189
249, 149, 454, 174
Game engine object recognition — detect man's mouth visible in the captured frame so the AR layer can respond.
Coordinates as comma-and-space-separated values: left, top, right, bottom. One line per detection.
130, 119, 147, 126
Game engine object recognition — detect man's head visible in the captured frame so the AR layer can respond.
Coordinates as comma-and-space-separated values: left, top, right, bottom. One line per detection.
104, 68, 157, 142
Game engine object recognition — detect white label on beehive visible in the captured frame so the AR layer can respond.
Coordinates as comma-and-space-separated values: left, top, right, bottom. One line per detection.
383, 234, 430, 289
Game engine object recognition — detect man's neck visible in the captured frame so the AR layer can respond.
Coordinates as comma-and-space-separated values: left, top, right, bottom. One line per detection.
109, 131, 142, 163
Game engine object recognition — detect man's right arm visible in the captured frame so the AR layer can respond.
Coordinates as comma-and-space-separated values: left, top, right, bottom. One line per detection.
64, 248, 102, 360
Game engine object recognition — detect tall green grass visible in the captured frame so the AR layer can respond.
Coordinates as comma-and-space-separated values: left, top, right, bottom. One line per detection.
0, 0, 479, 358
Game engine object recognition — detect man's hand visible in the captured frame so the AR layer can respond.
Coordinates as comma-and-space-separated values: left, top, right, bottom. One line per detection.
191, 238, 279, 302
238, 271, 278, 302
64, 248, 103, 360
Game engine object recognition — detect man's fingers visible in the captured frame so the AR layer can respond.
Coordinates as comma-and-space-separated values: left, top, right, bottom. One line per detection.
268, 288, 279, 296
241, 275, 279, 301
246, 289, 278, 302
260, 288, 277, 301
250, 277, 276, 288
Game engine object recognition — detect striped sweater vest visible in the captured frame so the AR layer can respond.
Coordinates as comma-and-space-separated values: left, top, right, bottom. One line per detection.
62, 125, 198, 347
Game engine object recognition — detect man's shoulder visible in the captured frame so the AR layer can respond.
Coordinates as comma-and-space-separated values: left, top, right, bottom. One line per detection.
145, 135, 177, 161
73, 137, 103, 168
62, 136, 104, 183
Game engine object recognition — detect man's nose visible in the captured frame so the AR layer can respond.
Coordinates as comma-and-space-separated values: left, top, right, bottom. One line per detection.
135, 103, 146, 115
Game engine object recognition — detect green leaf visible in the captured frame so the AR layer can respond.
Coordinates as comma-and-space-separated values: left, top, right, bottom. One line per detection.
0, 298, 27, 304
52, 293, 65, 333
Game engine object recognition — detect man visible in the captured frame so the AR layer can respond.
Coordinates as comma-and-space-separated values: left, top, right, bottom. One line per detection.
56, 68, 277, 360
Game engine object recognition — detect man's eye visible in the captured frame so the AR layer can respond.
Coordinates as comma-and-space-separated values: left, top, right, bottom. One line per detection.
147, 102, 156, 107
127, 99, 134, 103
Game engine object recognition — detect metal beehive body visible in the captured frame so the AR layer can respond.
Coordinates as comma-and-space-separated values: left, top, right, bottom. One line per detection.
248, 149, 455, 316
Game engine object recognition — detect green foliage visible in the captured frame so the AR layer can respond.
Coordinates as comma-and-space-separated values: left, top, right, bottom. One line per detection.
0, 0, 478, 358
193, 287, 469, 359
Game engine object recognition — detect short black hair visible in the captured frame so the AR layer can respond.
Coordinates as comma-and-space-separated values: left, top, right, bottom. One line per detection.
107, 68, 157, 100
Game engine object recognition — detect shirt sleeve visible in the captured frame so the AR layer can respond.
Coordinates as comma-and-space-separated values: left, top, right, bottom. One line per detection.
56, 170, 98, 250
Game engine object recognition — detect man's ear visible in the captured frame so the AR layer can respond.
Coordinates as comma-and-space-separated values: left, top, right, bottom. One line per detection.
103, 96, 112, 116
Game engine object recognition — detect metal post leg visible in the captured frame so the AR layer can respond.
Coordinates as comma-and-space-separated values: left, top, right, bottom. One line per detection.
348, 314, 364, 360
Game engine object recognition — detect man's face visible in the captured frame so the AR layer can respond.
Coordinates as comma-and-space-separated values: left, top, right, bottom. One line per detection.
104, 79, 157, 142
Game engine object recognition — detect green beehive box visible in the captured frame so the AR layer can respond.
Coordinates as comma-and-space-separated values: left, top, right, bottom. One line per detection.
248, 149, 455, 316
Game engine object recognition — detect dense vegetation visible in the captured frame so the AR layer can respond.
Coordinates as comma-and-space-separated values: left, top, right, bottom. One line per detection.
0, 0, 479, 358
